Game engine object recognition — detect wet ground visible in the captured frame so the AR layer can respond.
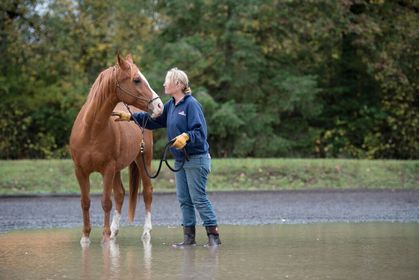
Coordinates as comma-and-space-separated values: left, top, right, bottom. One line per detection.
1, 224, 418, 280
0, 190, 418, 279
0, 190, 418, 232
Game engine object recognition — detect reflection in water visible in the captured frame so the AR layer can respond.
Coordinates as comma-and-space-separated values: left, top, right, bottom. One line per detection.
110, 241, 120, 274
101, 240, 121, 280
81, 239, 150, 280
1, 224, 418, 280
180, 246, 219, 279
142, 239, 152, 280
181, 247, 196, 279
81, 244, 91, 280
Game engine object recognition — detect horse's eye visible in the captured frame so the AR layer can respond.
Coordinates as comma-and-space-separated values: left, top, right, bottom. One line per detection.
133, 78, 141, 85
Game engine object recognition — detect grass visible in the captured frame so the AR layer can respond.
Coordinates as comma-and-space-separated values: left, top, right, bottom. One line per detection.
0, 158, 417, 195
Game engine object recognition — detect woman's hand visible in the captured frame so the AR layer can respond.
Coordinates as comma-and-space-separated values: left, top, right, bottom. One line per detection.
112, 110, 131, 121
171, 133, 189, 149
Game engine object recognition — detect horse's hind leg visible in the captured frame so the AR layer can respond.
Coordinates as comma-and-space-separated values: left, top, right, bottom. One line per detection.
138, 160, 153, 241
75, 167, 91, 246
110, 171, 125, 239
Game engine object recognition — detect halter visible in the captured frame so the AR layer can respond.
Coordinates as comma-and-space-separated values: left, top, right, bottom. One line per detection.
113, 66, 161, 105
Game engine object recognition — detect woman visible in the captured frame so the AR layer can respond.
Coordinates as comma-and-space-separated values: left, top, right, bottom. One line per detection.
113, 67, 221, 247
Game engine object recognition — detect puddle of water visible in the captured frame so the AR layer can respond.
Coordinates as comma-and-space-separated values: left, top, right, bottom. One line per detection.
0, 224, 418, 280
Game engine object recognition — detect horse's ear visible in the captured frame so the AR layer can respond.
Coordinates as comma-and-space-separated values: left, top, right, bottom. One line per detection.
126, 54, 133, 63
117, 54, 130, 70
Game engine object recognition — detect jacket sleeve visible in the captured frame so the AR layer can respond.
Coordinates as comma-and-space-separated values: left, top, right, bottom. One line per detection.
132, 104, 168, 130
185, 101, 207, 145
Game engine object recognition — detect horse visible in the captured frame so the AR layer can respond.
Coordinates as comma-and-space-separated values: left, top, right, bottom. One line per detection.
69, 54, 163, 245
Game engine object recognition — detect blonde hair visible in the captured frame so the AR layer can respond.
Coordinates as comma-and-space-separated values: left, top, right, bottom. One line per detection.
166, 67, 192, 94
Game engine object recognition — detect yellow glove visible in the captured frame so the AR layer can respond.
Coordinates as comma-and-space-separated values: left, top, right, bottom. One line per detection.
112, 110, 131, 122
171, 133, 189, 149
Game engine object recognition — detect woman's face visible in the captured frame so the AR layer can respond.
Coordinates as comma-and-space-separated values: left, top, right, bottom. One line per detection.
163, 74, 185, 96
163, 76, 180, 96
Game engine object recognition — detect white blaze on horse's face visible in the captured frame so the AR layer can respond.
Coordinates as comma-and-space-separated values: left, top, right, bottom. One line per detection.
139, 71, 164, 119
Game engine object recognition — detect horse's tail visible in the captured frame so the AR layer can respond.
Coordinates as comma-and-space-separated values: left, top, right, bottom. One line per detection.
128, 161, 140, 223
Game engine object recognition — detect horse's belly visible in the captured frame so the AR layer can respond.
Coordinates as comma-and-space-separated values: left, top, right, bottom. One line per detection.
114, 122, 142, 161
72, 147, 139, 174
70, 126, 141, 173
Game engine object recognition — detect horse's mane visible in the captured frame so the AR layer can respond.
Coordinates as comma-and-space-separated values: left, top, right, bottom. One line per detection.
86, 64, 136, 105
86, 67, 115, 105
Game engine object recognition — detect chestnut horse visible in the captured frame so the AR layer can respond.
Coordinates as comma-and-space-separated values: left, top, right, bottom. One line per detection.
69, 54, 163, 245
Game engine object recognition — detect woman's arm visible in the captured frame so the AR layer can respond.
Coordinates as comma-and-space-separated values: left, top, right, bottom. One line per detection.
132, 103, 169, 129
185, 101, 207, 145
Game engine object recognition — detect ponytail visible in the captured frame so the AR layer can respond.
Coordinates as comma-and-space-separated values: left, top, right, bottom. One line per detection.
184, 86, 192, 94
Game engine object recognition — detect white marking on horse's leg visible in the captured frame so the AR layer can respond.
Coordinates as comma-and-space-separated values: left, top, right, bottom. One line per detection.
141, 211, 152, 241
110, 210, 121, 240
80, 236, 91, 248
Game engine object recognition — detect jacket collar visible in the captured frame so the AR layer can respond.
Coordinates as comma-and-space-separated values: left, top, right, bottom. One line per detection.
172, 93, 191, 106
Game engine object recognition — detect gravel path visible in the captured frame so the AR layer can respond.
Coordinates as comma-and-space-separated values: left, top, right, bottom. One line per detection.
0, 189, 418, 232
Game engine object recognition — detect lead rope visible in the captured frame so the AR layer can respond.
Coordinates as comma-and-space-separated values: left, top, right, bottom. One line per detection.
122, 103, 189, 179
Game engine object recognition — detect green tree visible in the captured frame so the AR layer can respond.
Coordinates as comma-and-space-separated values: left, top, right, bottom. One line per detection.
145, 0, 326, 157
319, 0, 418, 159
0, 0, 156, 158
0, 0, 417, 159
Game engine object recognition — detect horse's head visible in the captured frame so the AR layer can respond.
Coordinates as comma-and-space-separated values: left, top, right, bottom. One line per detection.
115, 54, 163, 118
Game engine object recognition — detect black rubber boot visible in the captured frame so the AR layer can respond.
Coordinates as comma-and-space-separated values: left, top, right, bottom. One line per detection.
172, 226, 196, 248
205, 226, 221, 247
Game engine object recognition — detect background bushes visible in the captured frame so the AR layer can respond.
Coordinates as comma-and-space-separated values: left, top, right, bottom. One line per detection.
1, 0, 417, 159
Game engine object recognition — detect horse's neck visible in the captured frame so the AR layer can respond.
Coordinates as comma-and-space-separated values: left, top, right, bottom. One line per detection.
83, 69, 118, 132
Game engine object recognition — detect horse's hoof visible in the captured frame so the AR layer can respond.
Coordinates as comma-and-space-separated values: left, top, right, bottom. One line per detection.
102, 235, 111, 244
141, 231, 151, 243
110, 229, 119, 240
80, 236, 91, 248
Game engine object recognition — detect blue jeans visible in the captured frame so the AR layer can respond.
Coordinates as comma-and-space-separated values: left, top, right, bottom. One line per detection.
174, 153, 218, 227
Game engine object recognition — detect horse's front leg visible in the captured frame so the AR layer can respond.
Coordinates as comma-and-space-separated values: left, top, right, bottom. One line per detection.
75, 167, 91, 247
101, 165, 116, 243
139, 161, 153, 242
142, 179, 153, 242
110, 171, 125, 240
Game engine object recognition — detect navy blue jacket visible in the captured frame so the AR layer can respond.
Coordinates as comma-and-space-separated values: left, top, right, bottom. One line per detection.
132, 94, 209, 160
